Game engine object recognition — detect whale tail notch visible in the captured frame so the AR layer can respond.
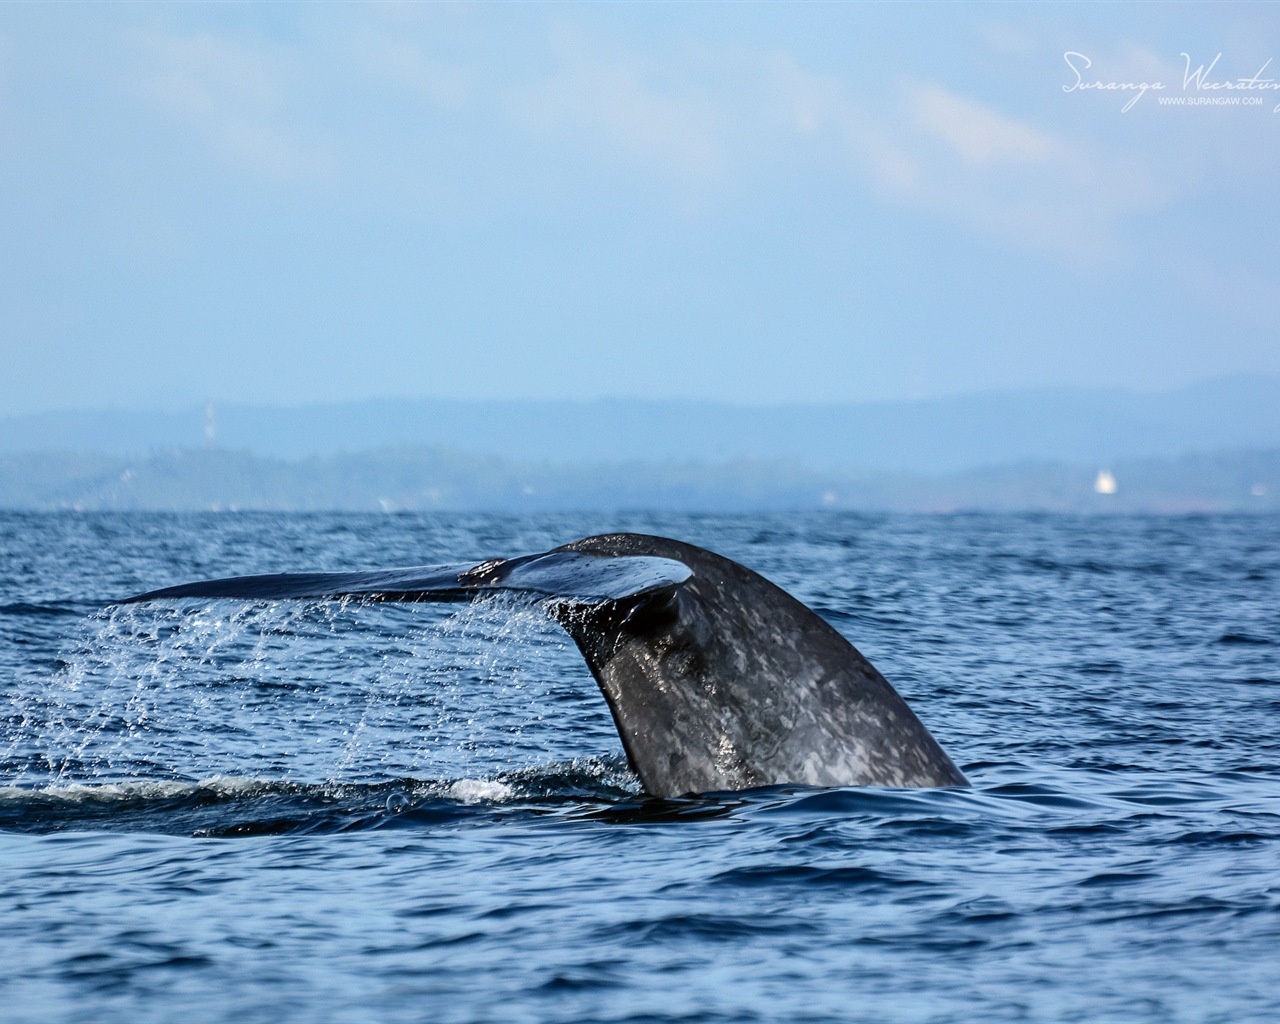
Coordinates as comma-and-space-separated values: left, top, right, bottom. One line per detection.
124, 533, 967, 797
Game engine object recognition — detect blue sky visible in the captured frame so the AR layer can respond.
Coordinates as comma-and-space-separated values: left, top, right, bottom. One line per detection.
1, 1, 1278, 414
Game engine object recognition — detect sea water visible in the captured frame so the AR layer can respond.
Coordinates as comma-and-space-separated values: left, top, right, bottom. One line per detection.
1, 511, 1277, 1023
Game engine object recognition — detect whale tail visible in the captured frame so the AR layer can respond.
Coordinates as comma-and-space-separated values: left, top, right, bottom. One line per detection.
125, 533, 966, 797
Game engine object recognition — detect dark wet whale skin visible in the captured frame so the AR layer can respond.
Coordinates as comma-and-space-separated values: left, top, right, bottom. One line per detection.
557, 534, 967, 796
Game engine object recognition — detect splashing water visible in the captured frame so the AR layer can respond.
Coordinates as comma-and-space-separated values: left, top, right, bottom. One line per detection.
2, 591, 627, 795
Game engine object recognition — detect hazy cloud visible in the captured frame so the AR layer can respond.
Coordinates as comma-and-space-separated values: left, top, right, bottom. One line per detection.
133, 29, 332, 181
895, 80, 1173, 261
356, 31, 471, 109
910, 84, 1056, 166
753, 57, 1150, 261
509, 34, 725, 184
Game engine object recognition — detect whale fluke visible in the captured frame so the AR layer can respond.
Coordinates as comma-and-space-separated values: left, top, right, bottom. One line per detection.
125, 533, 966, 796
125, 549, 693, 606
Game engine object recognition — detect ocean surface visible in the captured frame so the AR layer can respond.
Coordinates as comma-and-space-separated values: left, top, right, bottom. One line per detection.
1, 510, 1278, 1023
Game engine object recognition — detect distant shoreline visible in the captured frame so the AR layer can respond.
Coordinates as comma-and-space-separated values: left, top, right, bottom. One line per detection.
2, 445, 1274, 514
2, 376, 1278, 478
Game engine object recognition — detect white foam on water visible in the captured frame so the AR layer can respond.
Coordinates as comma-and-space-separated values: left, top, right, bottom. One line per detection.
446, 778, 516, 803
0, 774, 281, 805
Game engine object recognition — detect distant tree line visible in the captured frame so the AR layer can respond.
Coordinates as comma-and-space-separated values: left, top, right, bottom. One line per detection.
0, 446, 1275, 514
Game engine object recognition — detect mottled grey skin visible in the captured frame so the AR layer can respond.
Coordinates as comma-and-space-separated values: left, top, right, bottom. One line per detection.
553, 535, 966, 796
126, 533, 966, 797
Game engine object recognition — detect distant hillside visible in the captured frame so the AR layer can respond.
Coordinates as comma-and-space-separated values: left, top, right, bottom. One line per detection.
1, 375, 1277, 475
1, 446, 1275, 514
